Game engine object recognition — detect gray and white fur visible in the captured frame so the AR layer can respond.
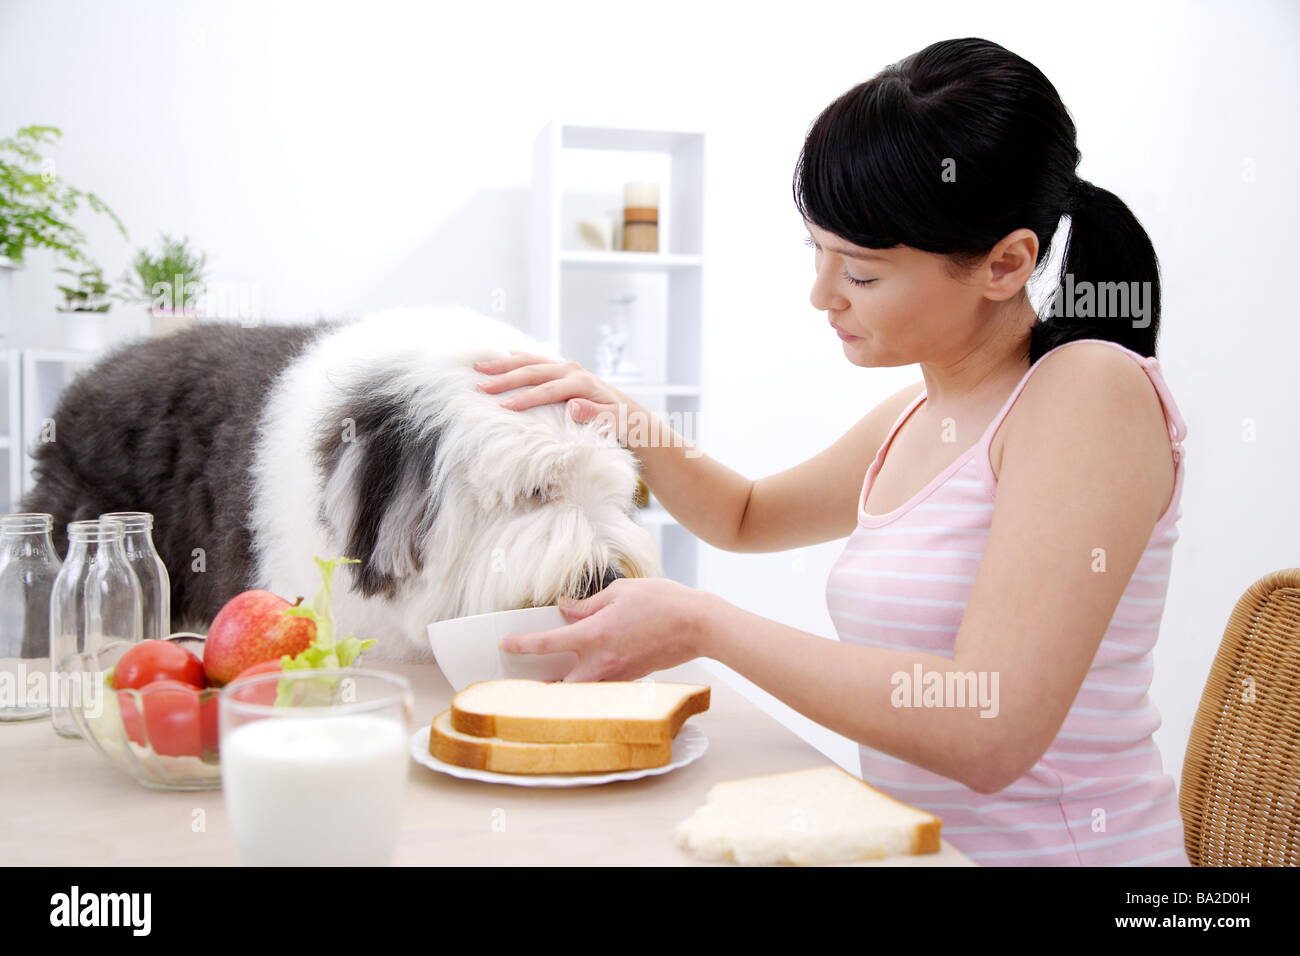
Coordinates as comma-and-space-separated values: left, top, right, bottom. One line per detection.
21, 306, 661, 662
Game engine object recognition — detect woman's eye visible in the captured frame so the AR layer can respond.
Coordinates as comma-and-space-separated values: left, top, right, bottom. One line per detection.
805, 238, 876, 286
841, 271, 877, 287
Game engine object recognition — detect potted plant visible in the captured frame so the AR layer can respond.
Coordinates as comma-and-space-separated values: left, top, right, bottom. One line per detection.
0, 124, 127, 345
117, 233, 208, 338
55, 265, 113, 350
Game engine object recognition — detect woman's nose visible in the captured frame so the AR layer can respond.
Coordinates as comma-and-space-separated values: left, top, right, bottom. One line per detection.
809, 264, 847, 313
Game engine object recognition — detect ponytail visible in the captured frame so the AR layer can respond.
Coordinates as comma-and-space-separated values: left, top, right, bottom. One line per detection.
1030, 178, 1162, 362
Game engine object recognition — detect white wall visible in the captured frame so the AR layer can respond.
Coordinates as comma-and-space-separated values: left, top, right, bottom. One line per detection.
2, 0, 1297, 785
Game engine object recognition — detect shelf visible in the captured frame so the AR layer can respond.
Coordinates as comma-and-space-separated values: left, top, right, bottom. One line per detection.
559, 124, 704, 153
23, 348, 101, 364
532, 120, 704, 588
9, 349, 102, 507
560, 250, 702, 270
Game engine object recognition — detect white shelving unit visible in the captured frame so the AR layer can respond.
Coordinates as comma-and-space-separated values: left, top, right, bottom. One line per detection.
529, 121, 705, 586
0, 348, 101, 512
1, 350, 19, 512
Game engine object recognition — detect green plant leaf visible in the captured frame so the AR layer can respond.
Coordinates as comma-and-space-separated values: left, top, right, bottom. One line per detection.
0, 123, 126, 275
274, 556, 375, 706
53, 260, 113, 312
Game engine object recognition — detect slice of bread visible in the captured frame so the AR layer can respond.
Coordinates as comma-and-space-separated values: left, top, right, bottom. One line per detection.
675, 765, 943, 865
450, 679, 710, 744
429, 709, 671, 773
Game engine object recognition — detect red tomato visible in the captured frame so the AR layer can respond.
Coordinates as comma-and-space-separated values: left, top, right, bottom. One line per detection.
229, 660, 283, 706
233, 659, 283, 682
117, 691, 146, 747
114, 640, 207, 690
118, 681, 219, 758
199, 693, 220, 758
139, 680, 204, 757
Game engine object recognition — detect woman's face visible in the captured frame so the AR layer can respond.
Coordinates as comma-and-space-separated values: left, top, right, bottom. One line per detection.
805, 219, 988, 369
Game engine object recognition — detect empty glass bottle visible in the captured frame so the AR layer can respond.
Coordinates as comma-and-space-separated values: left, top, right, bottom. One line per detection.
49, 518, 143, 738
0, 513, 62, 721
100, 512, 171, 639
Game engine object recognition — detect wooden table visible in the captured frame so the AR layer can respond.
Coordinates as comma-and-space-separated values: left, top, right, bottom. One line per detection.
0, 661, 974, 866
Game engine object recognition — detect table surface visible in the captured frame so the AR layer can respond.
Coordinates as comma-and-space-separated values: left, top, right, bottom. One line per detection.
1, 660, 975, 866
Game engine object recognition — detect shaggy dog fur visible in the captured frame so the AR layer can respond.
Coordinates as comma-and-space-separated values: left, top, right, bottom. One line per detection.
20, 306, 660, 662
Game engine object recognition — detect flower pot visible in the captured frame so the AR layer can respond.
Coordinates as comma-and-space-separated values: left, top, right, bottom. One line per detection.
59, 311, 110, 351
149, 308, 199, 338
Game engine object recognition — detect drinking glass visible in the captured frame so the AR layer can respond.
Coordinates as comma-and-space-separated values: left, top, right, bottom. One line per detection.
220, 669, 413, 866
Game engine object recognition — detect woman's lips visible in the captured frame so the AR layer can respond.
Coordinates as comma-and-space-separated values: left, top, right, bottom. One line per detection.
833, 323, 860, 342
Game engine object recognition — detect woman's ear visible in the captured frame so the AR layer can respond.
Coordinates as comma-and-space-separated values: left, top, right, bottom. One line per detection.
984, 228, 1040, 301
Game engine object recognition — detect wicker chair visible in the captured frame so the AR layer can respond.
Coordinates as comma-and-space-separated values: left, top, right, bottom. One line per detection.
1180, 568, 1300, 865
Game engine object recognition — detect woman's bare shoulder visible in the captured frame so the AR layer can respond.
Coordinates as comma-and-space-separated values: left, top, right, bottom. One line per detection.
998, 342, 1174, 519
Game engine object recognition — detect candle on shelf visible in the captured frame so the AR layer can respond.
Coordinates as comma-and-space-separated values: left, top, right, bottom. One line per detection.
622, 181, 659, 253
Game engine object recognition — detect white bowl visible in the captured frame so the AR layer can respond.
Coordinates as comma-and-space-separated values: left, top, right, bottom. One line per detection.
427, 606, 580, 692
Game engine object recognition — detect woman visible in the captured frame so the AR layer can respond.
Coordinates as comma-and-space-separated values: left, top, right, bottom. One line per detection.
476, 37, 1188, 867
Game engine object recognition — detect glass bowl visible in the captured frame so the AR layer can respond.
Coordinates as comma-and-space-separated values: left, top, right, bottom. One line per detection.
67, 633, 223, 791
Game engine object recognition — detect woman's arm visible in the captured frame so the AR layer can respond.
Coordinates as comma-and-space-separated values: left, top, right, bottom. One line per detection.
695, 344, 1176, 792
624, 380, 924, 552
506, 344, 1175, 793
475, 351, 923, 552
610, 404, 754, 552
694, 598, 1009, 791
722, 380, 925, 552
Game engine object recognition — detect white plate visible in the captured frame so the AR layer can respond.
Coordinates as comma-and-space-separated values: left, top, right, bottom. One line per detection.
408, 723, 708, 788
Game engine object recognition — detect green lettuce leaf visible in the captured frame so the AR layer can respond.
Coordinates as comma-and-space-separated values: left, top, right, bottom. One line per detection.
274, 556, 376, 706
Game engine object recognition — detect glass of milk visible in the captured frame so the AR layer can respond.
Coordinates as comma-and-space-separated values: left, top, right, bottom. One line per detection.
220, 669, 413, 866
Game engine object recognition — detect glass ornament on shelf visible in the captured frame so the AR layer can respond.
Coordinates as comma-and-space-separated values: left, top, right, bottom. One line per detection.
595, 293, 642, 385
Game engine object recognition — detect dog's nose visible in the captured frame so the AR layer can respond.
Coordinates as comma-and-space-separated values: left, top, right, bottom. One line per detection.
600, 565, 624, 590
576, 565, 624, 599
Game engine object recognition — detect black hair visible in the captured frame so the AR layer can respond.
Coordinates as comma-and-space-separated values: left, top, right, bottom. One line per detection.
793, 37, 1161, 361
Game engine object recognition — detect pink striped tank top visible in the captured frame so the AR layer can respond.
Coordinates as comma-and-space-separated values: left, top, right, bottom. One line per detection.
826, 338, 1190, 866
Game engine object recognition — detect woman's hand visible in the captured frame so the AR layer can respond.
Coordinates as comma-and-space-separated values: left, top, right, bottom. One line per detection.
474, 351, 636, 437
499, 577, 720, 682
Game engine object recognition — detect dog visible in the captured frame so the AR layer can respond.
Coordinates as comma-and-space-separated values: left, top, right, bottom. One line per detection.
21, 305, 661, 663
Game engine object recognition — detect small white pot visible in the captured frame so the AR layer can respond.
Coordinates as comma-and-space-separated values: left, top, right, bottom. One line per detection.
59, 311, 110, 351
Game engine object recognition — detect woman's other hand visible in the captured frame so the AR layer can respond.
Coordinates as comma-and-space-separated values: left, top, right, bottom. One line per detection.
499, 577, 720, 682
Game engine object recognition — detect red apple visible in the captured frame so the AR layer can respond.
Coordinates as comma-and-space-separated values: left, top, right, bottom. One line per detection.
202, 590, 316, 686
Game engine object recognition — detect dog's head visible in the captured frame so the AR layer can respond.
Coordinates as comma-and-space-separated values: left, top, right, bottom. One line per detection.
314, 357, 661, 617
